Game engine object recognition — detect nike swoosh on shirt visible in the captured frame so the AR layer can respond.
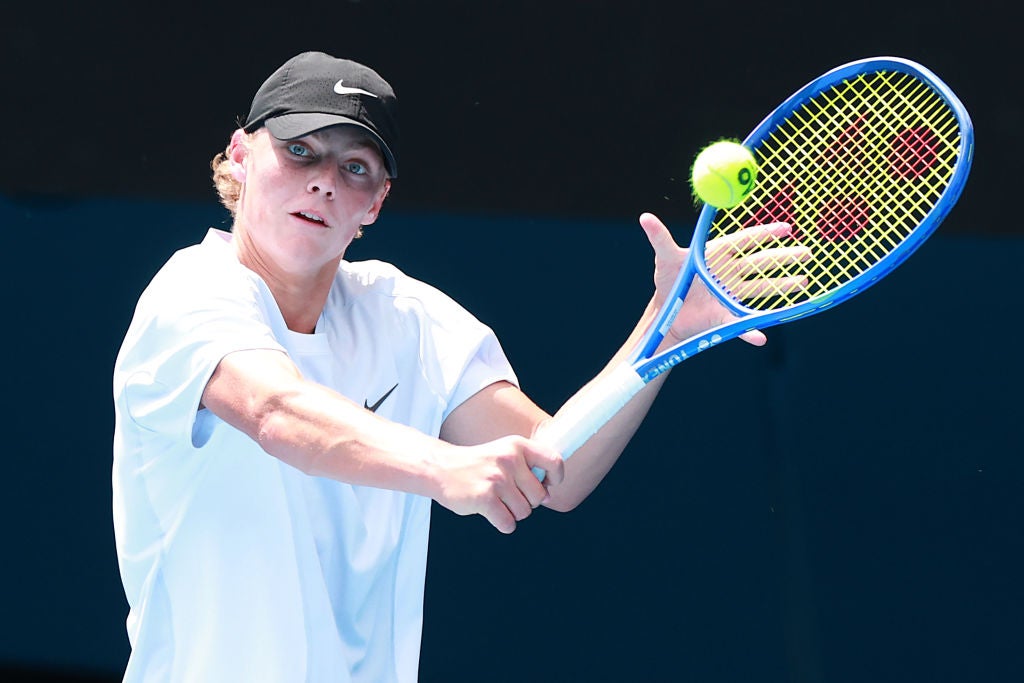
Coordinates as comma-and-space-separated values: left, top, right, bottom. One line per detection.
334, 80, 378, 98
364, 383, 398, 413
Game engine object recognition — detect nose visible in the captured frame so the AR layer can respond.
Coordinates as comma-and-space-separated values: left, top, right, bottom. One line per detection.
307, 169, 337, 200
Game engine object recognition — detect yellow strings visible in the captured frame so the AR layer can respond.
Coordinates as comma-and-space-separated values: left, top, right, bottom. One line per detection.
706, 70, 961, 310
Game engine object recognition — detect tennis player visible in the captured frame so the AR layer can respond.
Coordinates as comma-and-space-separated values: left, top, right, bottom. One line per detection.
112, 51, 785, 682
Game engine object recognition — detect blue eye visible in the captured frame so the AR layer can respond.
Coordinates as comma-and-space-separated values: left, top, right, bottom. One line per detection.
288, 143, 310, 157
345, 162, 367, 176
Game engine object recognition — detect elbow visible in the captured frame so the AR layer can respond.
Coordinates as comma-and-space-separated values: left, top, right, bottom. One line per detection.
252, 390, 285, 445
254, 405, 286, 452
544, 500, 579, 514
542, 463, 602, 512
543, 489, 586, 513
253, 391, 315, 474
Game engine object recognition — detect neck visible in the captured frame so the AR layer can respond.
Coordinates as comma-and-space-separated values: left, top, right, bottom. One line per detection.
269, 277, 332, 334
231, 227, 341, 334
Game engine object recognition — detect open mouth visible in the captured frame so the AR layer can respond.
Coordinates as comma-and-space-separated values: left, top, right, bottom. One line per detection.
293, 211, 328, 227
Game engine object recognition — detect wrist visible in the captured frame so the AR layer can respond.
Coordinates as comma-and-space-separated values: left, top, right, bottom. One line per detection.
417, 439, 455, 502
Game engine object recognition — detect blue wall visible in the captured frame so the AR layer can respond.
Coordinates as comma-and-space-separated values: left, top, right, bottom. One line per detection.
2, 195, 1020, 681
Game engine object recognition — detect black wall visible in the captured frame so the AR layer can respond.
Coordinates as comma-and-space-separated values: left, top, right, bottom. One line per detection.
2, 1, 1017, 236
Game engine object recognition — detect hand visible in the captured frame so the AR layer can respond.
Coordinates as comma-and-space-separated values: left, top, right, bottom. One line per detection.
431, 436, 565, 534
638, 212, 810, 347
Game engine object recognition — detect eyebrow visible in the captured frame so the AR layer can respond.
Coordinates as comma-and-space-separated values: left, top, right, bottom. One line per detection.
305, 130, 384, 160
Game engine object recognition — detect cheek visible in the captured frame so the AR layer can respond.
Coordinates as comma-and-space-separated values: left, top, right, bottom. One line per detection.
244, 167, 290, 217
341, 179, 387, 214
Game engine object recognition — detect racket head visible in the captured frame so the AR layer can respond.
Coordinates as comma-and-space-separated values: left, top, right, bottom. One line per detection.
691, 57, 974, 321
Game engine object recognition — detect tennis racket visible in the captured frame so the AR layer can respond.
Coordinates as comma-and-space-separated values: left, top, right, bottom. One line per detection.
533, 56, 973, 478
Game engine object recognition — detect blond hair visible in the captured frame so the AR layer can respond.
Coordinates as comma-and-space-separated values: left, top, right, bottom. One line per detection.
210, 133, 247, 215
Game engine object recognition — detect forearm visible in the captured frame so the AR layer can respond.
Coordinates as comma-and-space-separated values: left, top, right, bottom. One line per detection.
206, 349, 566, 533
204, 350, 445, 499
254, 383, 445, 497
541, 296, 670, 510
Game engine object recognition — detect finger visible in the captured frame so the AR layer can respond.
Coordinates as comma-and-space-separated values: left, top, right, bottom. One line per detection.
741, 245, 813, 272
716, 246, 812, 284
501, 487, 534, 523
484, 499, 517, 534
708, 221, 793, 257
525, 443, 565, 487
638, 212, 681, 257
515, 472, 548, 509
738, 328, 768, 346
515, 466, 553, 509
729, 273, 809, 302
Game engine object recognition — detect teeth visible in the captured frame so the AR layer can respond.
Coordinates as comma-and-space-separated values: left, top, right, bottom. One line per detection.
298, 211, 324, 223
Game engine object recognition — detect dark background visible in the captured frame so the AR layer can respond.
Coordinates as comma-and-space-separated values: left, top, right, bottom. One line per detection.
2, 2, 1020, 682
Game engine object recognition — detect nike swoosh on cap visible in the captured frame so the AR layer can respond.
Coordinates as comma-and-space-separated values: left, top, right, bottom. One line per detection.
364, 383, 398, 413
334, 80, 378, 98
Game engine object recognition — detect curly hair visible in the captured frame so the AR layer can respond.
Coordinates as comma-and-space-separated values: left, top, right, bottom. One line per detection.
210, 134, 246, 216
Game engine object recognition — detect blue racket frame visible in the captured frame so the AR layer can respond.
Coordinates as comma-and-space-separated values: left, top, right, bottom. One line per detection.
533, 56, 973, 473
633, 57, 975, 382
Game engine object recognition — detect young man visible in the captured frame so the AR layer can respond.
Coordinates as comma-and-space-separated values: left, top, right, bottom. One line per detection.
113, 51, 799, 682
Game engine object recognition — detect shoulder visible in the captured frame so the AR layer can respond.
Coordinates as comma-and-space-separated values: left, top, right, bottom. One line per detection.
142, 230, 260, 304
335, 259, 470, 318
125, 230, 275, 347
338, 259, 434, 296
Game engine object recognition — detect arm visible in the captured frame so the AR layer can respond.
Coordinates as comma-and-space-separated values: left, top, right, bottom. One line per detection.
439, 331, 670, 513
441, 213, 785, 512
201, 349, 565, 534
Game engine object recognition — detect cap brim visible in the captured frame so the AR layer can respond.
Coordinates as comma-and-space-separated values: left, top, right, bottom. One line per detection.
265, 113, 398, 178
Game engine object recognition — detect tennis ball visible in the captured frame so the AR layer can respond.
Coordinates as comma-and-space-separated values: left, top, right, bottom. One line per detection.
690, 140, 758, 208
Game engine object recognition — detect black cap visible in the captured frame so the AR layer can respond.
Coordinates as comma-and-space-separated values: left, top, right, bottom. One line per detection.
243, 52, 399, 178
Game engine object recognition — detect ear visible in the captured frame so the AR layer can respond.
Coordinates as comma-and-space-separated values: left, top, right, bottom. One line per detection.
228, 129, 248, 182
362, 180, 391, 226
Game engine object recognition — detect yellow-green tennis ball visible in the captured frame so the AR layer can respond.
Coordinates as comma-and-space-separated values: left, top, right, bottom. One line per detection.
690, 140, 758, 208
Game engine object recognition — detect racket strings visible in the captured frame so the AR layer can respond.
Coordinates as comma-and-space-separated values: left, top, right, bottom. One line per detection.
704, 69, 962, 309
718, 72, 958, 303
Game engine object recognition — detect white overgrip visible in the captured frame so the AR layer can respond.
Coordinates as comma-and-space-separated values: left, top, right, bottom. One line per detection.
531, 363, 647, 481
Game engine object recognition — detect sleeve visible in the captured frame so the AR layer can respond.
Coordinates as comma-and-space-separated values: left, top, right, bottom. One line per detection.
114, 250, 286, 444
383, 267, 518, 422
444, 329, 518, 418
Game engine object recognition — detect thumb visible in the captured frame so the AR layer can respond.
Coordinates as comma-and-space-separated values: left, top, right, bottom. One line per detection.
526, 440, 565, 485
738, 328, 768, 346
638, 212, 681, 257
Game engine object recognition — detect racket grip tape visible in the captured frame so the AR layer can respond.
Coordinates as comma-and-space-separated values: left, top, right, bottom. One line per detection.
531, 363, 647, 481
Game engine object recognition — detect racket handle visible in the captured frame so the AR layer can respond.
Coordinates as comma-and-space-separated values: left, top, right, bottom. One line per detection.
531, 363, 647, 481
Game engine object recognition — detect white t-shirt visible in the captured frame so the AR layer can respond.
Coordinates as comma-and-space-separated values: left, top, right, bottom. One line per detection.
113, 229, 517, 682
